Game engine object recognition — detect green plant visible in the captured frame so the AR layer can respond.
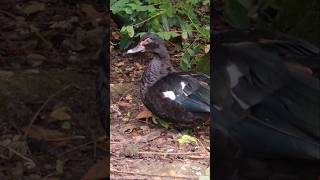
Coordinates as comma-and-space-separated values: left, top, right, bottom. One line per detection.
222, 0, 320, 45
111, 0, 210, 73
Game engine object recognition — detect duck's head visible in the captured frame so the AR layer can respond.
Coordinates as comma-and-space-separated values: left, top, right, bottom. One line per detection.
127, 33, 167, 55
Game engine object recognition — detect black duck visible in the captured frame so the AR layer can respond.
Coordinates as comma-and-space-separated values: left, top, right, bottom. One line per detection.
212, 29, 320, 179
127, 33, 210, 128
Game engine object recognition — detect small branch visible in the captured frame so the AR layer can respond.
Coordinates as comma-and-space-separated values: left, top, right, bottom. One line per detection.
46, 136, 86, 142
0, 144, 35, 168
0, 9, 18, 20
138, 151, 205, 155
58, 141, 94, 157
111, 168, 198, 179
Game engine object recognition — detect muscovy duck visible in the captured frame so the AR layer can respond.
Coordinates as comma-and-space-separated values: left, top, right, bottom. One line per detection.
212, 30, 320, 179
127, 33, 210, 128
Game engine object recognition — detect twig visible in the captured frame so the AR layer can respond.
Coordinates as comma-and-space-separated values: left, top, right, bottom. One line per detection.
41, 172, 57, 180
46, 136, 86, 142
58, 141, 94, 157
189, 155, 210, 159
138, 151, 205, 155
0, 144, 35, 168
111, 168, 198, 179
0, 9, 17, 20
23, 84, 74, 139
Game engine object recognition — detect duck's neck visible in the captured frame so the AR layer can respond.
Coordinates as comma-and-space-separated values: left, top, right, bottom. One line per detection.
140, 50, 175, 99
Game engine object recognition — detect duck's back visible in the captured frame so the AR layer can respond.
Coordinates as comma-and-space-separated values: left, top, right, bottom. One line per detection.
142, 72, 210, 127
213, 38, 320, 159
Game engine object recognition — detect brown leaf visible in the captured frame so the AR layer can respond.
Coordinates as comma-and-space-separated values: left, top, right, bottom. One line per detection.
81, 158, 109, 180
112, 32, 121, 40
21, 2, 46, 15
49, 106, 72, 121
118, 101, 132, 109
22, 125, 69, 147
136, 110, 153, 119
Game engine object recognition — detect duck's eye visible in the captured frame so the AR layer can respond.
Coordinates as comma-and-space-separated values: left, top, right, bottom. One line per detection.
141, 38, 153, 46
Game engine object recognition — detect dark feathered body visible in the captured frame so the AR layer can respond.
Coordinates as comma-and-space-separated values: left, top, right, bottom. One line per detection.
212, 30, 320, 179
127, 33, 210, 128
139, 50, 210, 127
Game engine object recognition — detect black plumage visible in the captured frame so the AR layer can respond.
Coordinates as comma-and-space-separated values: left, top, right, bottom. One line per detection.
127, 33, 210, 127
212, 30, 320, 179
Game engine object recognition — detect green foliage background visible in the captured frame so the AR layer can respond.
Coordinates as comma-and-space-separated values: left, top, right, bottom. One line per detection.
110, 0, 210, 74
223, 0, 320, 46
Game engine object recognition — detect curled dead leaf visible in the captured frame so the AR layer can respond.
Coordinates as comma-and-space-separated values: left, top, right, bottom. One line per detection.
118, 101, 132, 109
49, 106, 72, 121
136, 110, 153, 120
22, 125, 70, 147
21, 2, 46, 15
112, 32, 121, 40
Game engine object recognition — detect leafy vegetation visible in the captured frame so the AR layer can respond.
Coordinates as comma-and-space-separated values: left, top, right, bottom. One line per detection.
178, 134, 197, 145
110, 0, 210, 73
223, 0, 320, 45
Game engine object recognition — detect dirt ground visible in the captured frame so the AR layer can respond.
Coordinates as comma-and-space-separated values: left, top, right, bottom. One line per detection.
109, 32, 210, 179
0, 0, 107, 179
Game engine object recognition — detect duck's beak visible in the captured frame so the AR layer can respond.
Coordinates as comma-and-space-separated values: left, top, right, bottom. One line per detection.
127, 45, 145, 54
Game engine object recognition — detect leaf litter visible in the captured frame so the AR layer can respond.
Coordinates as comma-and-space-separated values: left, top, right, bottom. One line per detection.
110, 25, 210, 179
0, 0, 107, 179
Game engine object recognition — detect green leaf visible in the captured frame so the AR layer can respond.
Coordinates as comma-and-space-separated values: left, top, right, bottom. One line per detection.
156, 31, 178, 40
178, 17, 193, 38
161, 15, 170, 31
119, 33, 131, 49
180, 53, 191, 71
178, 134, 197, 145
158, 119, 170, 129
125, 8, 133, 14
151, 18, 162, 32
61, 121, 71, 130
56, 160, 63, 175
111, 0, 130, 13
186, 8, 210, 39
126, 25, 135, 37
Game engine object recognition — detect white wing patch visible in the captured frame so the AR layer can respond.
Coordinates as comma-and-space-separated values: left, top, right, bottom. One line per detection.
180, 81, 186, 89
163, 91, 176, 100
226, 63, 243, 88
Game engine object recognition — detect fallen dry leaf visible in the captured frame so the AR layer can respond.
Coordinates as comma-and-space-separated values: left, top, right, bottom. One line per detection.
81, 158, 109, 180
22, 125, 70, 147
49, 106, 72, 121
125, 94, 133, 101
136, 110, 153, 119
112, 32, 121, 40
118, 101, 132, 109
204, 44, 210, 53
21, 1, 46, 15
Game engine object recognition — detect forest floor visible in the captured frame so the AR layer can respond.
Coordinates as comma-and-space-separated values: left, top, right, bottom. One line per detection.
109, 20, 210, 180
0, 0, 107, 179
